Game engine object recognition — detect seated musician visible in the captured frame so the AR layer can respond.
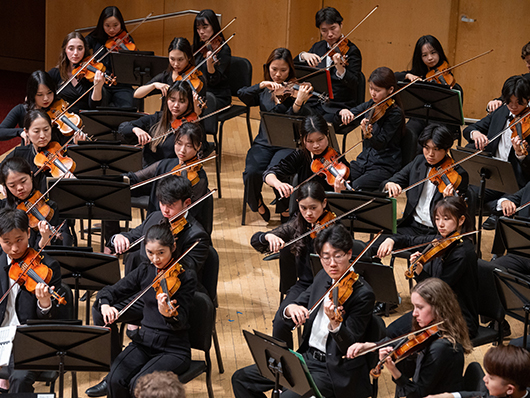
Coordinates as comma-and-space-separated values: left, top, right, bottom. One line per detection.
0, 208, 62, 393
425, 345, 530, 398
337, 66, 405, 191
487, 41, 530, 113
296, 7, 363, 122
383, 124, 468, 237
347, 278, 473, 398
232, 223, 376, 398
377, 196, 479, 339
95, 222, 196, 398
464, 75, 530, 229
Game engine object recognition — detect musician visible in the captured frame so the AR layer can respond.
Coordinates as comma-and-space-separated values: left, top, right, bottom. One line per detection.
347, 278, 473, 398
126, 122, 210, 232
395, 35, 464, 141
85, 6, 136, 108
133, 37, 207, 105
48, 31, 104, 113
424, 345, 530, 398
487, 41, 530, 113
193, 9, 232, 109
0, 71, 69, 145
296, 7, 363, 121
232, 223, 376, 398
0, 208, 61, 393
377, 196, 479, 339
464, 75, 530, 229
0, 157, 64, 249
264, 114, 349, 217
337, 66, 405, 191
383, 124, 468, 237
238, 47, 311, 222
96, 221, 196, 398
120, 80, 202, 167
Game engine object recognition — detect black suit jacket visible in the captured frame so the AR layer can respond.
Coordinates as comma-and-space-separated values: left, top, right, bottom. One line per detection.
463, 105, 530, 189
0, 252, 61, 324
384, 154, 469, 227
296, 39, 363, 110
284, 270, 375, 398
501, 180, 530, 218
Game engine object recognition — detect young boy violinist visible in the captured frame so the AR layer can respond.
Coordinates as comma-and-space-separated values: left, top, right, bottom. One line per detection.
232, 223, 376, 398
0, 208, 62, 393
296, 7, 363, 122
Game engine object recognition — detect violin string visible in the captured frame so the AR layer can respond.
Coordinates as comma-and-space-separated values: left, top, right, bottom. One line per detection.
193, 17, 237, 57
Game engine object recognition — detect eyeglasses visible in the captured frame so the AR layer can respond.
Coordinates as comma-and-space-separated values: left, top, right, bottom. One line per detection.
319, 252, 348, 264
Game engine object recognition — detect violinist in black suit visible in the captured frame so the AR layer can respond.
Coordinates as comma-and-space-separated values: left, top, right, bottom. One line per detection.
295, 7, 363, 122
232, 224, 376, 398
0, 209, 61, 393
464, 75, 530, 221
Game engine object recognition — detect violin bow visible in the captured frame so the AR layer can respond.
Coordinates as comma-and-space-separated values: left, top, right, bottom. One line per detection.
263, 198, 376, 260
346, 321, 445, 359
319, 5, 379, 62
33, 134, 78, 177
57, 46, 107, 94
400, 106, 530, 195
304, 230, 383, 319
515, 200, 530, 213
389, 230, 480, 256
108, 239, 200, 326
100, 12, 153, 59
138, 105, 232, 147
193, 17, 237, 56
126, 189, 216, 251
183, 34, 235, 82
131, 154, 216, 190
0, 220, 67, 305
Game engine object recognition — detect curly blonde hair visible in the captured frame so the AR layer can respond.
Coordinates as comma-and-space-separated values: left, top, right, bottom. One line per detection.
412, 278, 473, 354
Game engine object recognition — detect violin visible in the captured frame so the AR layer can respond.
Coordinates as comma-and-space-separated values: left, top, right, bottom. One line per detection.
172, 156, 202, 186
176, 65, 205, 98
72, 57, 117, 86
311, 147, 352, 190
310, 210, 336, 239
170, 113, 199, 130
427, 156, 462, 195
362, 99, 395, 139
152, 261, 184, 317
105, 30, 137, 52
404, 231, 463, 279
2, 247, 66, 306
330, 38, 349, 67
276, 81, 329, 104
329, 270, 359, 322
370, 323, 440, 378
34, 141, 76, 178
170, 216, 188, 238
200, 36, 222, 64
425, 61, 456, 88
509, 109, 530, 156
16, 190, 56, 233
47, 99, 83, 137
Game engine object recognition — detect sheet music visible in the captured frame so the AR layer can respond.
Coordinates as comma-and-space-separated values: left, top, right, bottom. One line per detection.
0, 326, 16, 367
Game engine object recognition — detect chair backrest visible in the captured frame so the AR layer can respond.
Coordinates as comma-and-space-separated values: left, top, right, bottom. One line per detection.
189, 193, 213, 236
463, 361, 486, 392
187, 291, 214, 352
400, 126, 418, 168
200, 246, 219, 302
364, 314, 387, 367
477, 262, 505, 322
228, 56, 252, 96
56, 282, 75, 320
201, 92, 218, 136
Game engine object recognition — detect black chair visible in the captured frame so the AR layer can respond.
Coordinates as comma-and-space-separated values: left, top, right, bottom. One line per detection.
365, 314, 387, 398
400, 126, 418, 168
199, 246, 224, 373
217, 56, 253, 162
130, 195, 149, 223
178, 291, 216, 398
471, 262, 505, 347
202, 92, 222, 197
463, 361, 485, 392
190, 191, 214, 236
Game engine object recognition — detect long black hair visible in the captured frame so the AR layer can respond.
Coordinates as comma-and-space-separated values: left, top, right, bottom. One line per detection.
88, 6, 127, 43
300, 114, 330, 160
167, 37, 195, 74
24, 71, 57, 111
192, 10, 223, 53
410, 35, 448, 77
0, 157, 35, 207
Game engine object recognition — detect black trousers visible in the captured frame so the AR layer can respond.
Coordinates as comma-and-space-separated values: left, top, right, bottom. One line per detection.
273, 281, 309, 349
232, 352, 335, 398
108, 328, 190, 398
243, 143, 294, 212
349, 162, 395, 191
491, 254, 530, 276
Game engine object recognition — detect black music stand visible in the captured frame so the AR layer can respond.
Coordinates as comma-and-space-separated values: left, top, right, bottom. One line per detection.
13, 325, 110, 398
294, 65, 332, 98
451, 147, 519, 257
261, 112, 305, 149
493, 268, 530, 348
109, 51, 169, 112
43, 250, 121, 323
243, 330, 322, 398
325, 191, 397, 235
497, 217, 530, 258
398, 81, 464, 126
68, 143, 142, 176
48, 179, 131, 248
79, 110, 146, 141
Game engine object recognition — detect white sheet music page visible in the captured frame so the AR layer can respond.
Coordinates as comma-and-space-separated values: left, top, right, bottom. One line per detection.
0, 325, 16, 367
